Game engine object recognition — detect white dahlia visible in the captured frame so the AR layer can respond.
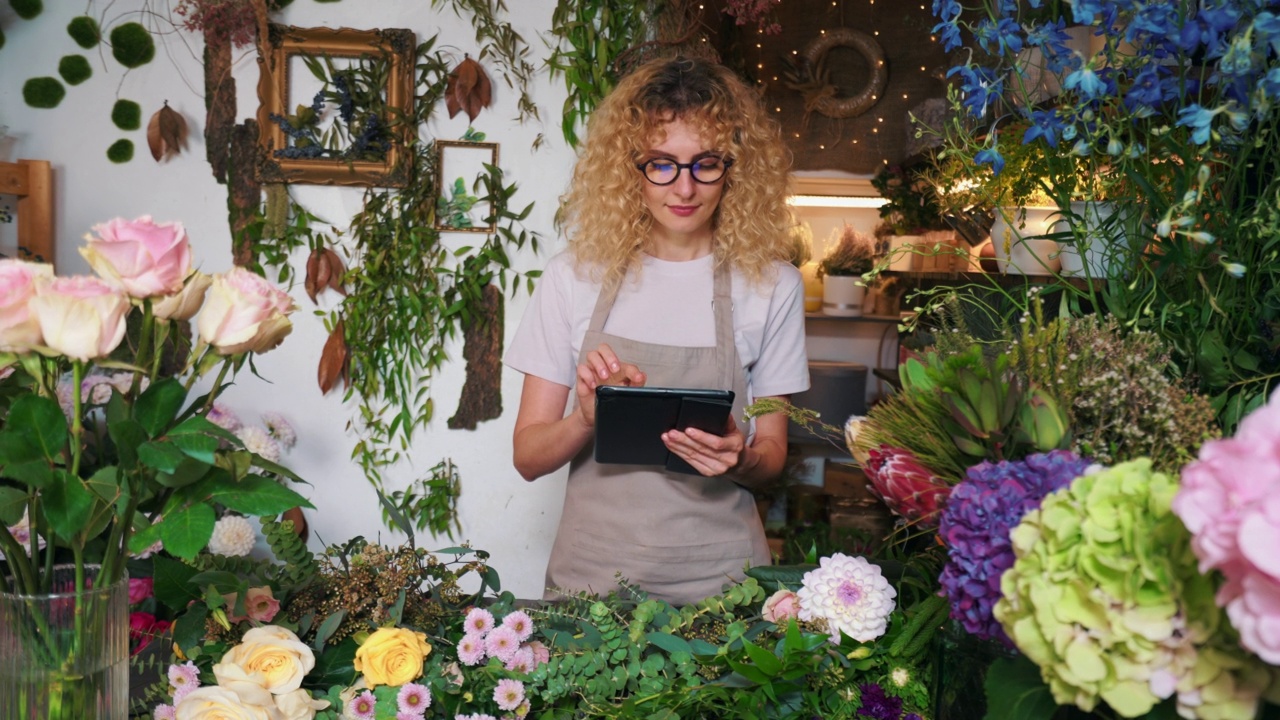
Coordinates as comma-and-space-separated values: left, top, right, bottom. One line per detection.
797, 553, 897, 643
235, 425, 281, 463
207, 515, 257, 557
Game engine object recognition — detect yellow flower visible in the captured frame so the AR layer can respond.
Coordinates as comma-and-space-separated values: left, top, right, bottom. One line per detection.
353, 627, 432, 688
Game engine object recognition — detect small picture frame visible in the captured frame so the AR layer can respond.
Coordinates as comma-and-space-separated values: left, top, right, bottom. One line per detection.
434, 140, 499, 233
256, 25, 415, 187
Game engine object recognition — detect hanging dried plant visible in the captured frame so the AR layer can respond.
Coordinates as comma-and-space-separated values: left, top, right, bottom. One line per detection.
317, 319, 350, 395
304, 246, 347, 304
147, 101, 188, 162
174, 0, 258, 48
445, 55, 492, 122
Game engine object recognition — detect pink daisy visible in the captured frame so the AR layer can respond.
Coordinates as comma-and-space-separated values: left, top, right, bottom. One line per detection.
168, 661, 200, 702
485, 626, 521, 663
500, 610, 534, 642
493, 678, 526, 711
397, 682, 432, 715
504, 646, 535, 674
397, 714, 422, 720
457, 632, 487, 666
153, 705, 176, 720
348, 690, 377, 720
464, 607, 495, 636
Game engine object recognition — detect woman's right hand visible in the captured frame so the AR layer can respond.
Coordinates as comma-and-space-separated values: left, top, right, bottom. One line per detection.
575, 343, 646, 427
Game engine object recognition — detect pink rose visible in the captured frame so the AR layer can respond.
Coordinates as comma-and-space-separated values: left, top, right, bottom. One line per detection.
762, 589, 800, 623
29, 276, 130, 362
153, 271, 211, 321
243, 586, 280, 622
196, 268, 295, 355
81, 215, 192, 298
129, 577, 155, 604
0, 259, 54, 352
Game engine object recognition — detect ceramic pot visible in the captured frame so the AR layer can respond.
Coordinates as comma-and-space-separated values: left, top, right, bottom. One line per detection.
822, 275, 865, 316
1, 565, 130, 719
888, 235, 921, 272
989, 207, 1061, 275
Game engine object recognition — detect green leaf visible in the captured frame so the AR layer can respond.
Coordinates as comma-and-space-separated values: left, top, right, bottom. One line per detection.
85, 465, 122, 503
0, 486, 28, 525
43, 470, 98, 541
139, 440, 186, 474
310, 635, 358, 688
170, 432, 220, 464
645, 631, 693, 656
158, 503, 217, 559
173, 603, 209, 656
314, 609, 348, 652
1, 460, 54, 489
206, 475, 312, 515
128, 516, 163, 555
134, 377, 187, 437
745, 564, 815, 590
153, 554, 202, 611
187, 570, 246, 592
741, 639, 782, 676
983, 655, 1057, 720
2, 394, 68, 461
108, 418, 147, 468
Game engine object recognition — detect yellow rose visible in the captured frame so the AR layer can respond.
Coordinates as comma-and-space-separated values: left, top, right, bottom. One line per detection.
174, 686, 275, 720
353, 627, 432, 688
213, 625, 315, 696
274, 688, 329, 720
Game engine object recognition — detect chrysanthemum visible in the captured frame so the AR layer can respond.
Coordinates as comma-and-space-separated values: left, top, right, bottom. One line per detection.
457, 632, 486, 666
505, 646, 535, 673
236, 425, 281, 462
397, 682, 432, 715
0, 510, 45, 561
205, 402, 241, 431
348, 690, 377, 720
207, 515, 256, 557
464, 607, 495, 636
397, 713, 421, 720
168, 661, 200, 703
501, 610, 534, 642
153, 704, 176, 720
485, 626, 521, 663
261, 411, 297, 448
493, 678, 526, 711
797, 553, 896, 643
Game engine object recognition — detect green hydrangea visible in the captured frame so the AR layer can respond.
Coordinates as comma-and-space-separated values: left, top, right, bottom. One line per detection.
993, 459, 1272, 719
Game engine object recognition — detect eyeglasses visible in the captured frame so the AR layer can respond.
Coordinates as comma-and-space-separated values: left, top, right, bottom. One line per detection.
635, 156, 734, 186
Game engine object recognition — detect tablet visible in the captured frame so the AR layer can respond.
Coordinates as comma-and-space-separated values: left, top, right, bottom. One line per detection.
594, 385, 735, 473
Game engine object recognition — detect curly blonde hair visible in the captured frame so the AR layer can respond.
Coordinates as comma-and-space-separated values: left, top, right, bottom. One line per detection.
561, 55, 795, 291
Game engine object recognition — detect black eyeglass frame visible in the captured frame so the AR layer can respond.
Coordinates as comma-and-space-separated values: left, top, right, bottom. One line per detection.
634, 157, 735, 186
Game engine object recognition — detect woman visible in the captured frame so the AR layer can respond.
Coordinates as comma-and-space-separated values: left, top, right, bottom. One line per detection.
506, 56, 808, 605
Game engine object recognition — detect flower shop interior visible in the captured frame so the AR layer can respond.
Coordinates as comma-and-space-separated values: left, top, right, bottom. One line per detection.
4, 0, 1280, 719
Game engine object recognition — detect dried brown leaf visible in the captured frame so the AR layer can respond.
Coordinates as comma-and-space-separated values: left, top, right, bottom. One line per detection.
147, 102, 188, 162
317, 319, 349, 395
447, 56, 491, 121
304, 247, 323, 304
321, 248, 347, 296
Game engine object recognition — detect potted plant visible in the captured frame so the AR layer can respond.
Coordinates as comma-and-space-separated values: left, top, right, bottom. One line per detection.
872, 163, 960, 272
817, 225, 875, 316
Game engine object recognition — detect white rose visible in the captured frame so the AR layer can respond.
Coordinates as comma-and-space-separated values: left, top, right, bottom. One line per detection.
214, 626, 315, 696
174, 686, 279, 720
154, 271, 212, 321
274, 689, 328, 720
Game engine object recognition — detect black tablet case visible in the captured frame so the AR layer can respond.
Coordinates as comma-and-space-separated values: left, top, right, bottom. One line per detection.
593, 386, 734, 475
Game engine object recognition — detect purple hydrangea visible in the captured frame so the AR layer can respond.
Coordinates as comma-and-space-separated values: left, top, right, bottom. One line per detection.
856, 683, 903, 719
938, 450, 1093, 644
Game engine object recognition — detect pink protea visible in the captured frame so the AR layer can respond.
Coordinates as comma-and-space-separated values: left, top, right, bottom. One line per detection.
863, 445, 951, 526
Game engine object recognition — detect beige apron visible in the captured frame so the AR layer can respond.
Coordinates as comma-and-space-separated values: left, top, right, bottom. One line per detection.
544, 260, 771, 605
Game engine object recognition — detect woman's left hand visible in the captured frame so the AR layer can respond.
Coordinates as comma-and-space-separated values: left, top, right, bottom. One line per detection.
661, 416, 747, 477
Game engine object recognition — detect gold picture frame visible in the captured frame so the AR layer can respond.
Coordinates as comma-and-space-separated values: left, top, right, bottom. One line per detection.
256, 25, 415, 187
434, 140, 500, 233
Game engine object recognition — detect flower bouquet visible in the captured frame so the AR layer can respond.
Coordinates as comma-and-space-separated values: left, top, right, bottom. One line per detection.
0, 216, 309, 718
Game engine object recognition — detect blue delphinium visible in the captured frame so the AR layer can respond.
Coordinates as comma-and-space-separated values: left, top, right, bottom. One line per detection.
937, 450, 1094, 644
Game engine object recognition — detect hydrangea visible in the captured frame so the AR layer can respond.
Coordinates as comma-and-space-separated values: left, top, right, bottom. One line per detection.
939, 451, 1093, 643
993, 459, 1270, 719
1173, 390, 1280, 664
207, 515, 256, 557
797, 553, 897, 643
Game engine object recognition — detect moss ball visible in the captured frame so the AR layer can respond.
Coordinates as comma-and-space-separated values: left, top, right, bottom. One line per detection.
111, 99, 142, 130
106, 139, 134, 163
109, 22, 155, 69
67, 16, 101, 49
23, 77, 65, 109
10, 0, 42, 20
58, 55, 92, 85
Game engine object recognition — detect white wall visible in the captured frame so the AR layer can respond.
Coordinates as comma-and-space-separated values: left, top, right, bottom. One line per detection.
0, 1, 576, 598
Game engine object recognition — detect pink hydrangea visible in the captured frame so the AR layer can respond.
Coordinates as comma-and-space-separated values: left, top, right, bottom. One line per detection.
1172, 391, 1280, 663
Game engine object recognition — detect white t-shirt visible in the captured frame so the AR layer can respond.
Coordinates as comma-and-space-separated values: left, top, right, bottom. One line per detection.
506, 252, 810, 400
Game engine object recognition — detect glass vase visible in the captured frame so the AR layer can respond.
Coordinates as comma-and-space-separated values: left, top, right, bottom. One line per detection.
0, 564, 130, 719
